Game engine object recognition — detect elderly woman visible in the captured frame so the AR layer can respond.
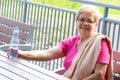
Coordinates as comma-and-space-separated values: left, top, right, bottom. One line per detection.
7, 5, 113, 80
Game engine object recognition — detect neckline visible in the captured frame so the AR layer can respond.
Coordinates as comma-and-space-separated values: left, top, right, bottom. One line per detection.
76, 36, 80, 52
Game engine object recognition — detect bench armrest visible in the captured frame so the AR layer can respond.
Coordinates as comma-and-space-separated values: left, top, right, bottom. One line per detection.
53, 67, 66, 75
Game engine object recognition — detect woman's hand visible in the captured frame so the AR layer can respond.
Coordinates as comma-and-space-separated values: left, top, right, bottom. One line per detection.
6, 48, 19, 59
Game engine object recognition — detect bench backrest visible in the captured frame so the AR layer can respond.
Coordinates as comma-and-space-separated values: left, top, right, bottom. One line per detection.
0, 16, 34, 45
113, 50, 120, 80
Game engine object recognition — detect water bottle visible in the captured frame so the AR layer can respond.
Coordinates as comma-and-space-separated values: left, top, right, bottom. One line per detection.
8, 27, 19, 59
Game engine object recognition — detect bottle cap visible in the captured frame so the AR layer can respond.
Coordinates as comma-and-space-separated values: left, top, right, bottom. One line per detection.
14, 26, 19, 30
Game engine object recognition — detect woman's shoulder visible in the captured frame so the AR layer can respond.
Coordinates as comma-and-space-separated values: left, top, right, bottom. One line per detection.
67, 35, 80, 41
60, 35, 80, 45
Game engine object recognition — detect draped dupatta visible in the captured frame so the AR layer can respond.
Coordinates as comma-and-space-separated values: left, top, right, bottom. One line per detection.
64, 33, 113, 80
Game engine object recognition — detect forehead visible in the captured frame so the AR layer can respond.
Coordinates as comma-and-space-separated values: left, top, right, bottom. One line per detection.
79, 12, 95, 20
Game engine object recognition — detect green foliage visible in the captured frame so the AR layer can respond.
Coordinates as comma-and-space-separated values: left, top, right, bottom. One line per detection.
31, 0, 120, 10
31, 0, 120, 19
31, 0, 82, 10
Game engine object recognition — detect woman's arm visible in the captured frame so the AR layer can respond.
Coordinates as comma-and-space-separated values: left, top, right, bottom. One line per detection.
82, 39, 110, 80
82, 63, 108, 80
18, 45, 65, 61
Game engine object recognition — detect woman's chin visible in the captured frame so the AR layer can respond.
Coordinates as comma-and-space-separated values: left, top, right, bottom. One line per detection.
80, 30, 89, 35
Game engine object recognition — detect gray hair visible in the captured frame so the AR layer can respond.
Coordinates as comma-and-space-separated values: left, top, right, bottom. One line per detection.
75, 5, 101, 22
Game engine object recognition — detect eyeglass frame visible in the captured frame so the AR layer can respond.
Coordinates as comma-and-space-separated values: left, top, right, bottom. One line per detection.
77, 18, 96, 25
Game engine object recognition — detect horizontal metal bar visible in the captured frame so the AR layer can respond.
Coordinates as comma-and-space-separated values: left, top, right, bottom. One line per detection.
71, 0, 120, 10
105, 18, 120, 24
19, 0, 76, 13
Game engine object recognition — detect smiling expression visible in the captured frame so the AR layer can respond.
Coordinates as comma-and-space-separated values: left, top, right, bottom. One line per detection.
75, 5, 100, 37
76, 12, 98, 36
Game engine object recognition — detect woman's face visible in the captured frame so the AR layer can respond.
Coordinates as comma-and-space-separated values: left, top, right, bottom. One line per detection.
76, 12, 98, 37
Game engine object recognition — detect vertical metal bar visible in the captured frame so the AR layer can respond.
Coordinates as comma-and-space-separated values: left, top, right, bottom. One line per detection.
39, 6, 47, 68
97, 19, 101, 33
4, 0, 7, 16
2, 0, 5, 16
17, 1, 21, 21
26, 3, 30, 24
51, 9, 57, 47
10, 0, 13, 18
35, 6, 40, 49
6, 0, 9, 17
55, 10, 60, 44
43, 8, 50, 69
59, 11, 64, 41
1, 0, 4, 16
23, 0, 28, 23
41, 7, 46, 49
20, 2, 25, 22
65, 12, 69, 38
116, 24, 120, 50
37, 6, 42, 50
30, 4, 33, 24
32, 5, 37, 51
31, 4, 38, 65
44, 8, 49, 49
107, 22, 111, 37
40, 6, 44, 49
21, 2, 24, 22
48, 8, 53, 48
112, 23, 116, 47
16, 0, 21, 21
15, 0, 18, 20
18, 1, 22, 21
32, 5, 37, 50
102, 7, 108, 35
50, 9, 57, 70
46, 8, 53, 70
71, 13, 76, 36
55, 10, 60, 69
8, 0, 10, 17
0, 0, 1, 11
12, 0, 15, 19
46, 8, 51, 49
67, 13, 71, 38
62, 11, 67, 39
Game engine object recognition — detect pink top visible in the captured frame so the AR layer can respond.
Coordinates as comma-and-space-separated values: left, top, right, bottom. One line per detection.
59, 35, 110, 80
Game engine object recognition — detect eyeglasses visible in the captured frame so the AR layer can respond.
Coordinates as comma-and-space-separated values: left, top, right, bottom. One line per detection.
77, 18, 95, 25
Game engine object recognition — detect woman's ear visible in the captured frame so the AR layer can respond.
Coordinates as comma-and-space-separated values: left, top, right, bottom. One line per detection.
95, 22, 98, 27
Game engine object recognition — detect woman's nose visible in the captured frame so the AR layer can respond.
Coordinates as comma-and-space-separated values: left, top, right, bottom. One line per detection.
82, 21, 89, 25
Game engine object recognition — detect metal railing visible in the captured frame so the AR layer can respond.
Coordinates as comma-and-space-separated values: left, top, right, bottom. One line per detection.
0, 0, 120, 70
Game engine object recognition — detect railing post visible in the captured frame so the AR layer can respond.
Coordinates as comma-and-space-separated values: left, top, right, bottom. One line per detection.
102, 7, 108, 35
23, 0, 28, 23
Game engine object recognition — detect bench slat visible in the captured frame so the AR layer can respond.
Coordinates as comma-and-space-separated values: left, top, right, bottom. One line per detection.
113, 62, 120, 74
0, 34, 11, 44
113, 76, 120, 80
0, 24, 13, 35
113, 51, 120, 80
0, 17, 30, 31
113, 51, 120, 61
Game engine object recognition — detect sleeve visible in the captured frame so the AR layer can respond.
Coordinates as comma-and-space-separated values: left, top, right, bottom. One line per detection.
96, 39, 110, 64
58, 38, 70, 55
